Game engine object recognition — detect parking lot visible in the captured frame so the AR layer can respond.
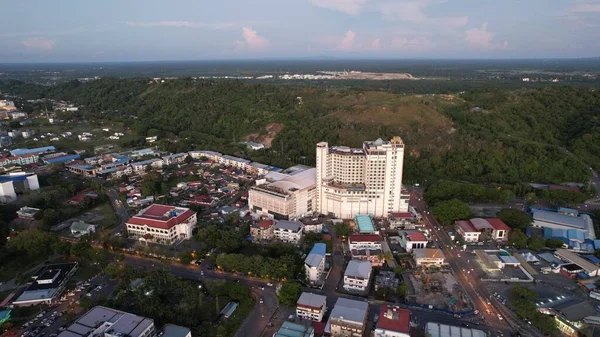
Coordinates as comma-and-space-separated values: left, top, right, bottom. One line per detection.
18, 274, 116, 337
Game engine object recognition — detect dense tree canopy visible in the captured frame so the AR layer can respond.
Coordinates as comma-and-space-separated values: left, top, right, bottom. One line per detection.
431, 199, 473, 225
496, 209, 532, 229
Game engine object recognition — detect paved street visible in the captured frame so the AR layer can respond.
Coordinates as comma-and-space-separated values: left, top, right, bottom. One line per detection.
107, 188, 130, 236
410, 190, 541, 337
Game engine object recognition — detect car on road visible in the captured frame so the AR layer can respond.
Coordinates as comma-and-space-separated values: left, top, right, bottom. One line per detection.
266, 283, 273, 287
259, 286, 265, 290
259, 297, 263, 304
497, 314, 503, 320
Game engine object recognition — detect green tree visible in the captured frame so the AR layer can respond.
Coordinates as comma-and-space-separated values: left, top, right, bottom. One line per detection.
277, 281, 302, 306
431, 199, 472, 224
397, 281, 408, 298
527, 236, 546, 251
334, 222, 351, 238
545, 238, 565, 249
179, 251, 193, 265
496, 209, 532, 229
508, 230, 528, 249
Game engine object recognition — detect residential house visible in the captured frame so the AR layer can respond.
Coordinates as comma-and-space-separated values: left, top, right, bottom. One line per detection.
274, 220, 304, 244
343, 260, 372, 293
296, 292, 327, 322
374, 305, 411, 337
250, 219, 275, 241
348, 234, 384, 266
305, 243, 327, 286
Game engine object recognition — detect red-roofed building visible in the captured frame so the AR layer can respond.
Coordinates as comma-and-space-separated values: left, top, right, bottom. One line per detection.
126, 204, 197, 244
374, 305, 411, 337
456, 220, 481, 242
68, 188, 99, 205
250, 219, 275, 241
348, 234, 382, 250
486, 218, 510, 241
399, 231, 429, 252
188, 194, 215, 207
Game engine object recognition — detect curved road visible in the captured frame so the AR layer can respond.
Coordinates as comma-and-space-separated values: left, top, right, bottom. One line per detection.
121, 255, 278, 337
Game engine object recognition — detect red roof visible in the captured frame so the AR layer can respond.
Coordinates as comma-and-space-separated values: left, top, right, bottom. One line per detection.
377, 305, 411, 333
258, 220, 274, 229
127, 204, 196, 229
390, 212, 413, 218
312, 321, 326, 335
406, 232, 427, 242
349, 234, 382, 242
486, 218, 511, 231
456, 220, 478, 233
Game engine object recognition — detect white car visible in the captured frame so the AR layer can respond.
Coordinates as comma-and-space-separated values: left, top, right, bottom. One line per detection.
497, 314, 503, 320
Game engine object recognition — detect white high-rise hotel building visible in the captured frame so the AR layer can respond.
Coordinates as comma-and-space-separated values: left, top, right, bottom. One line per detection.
316, 137, 409, 219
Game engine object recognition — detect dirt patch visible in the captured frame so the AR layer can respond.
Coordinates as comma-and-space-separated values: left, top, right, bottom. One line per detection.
243, 122, 284, 148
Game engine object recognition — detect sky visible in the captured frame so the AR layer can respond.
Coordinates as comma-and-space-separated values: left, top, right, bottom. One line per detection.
1, 0, 599, 62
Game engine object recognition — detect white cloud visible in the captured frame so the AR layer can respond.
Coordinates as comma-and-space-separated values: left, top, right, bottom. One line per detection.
372, 37, 381, 50
126, 21, 234, 30
21, 37, 55, 51
377, 0, 468, 27
338, 30, 356, 50
572, 0, 600, 13
464, 22, 507, 50
235, 27, 269, 52
309, 0, 369, 15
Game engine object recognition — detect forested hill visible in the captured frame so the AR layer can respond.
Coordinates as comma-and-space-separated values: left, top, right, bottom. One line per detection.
0, 78, 598, 185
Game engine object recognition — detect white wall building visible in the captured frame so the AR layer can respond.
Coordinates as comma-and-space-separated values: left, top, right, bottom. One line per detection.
343, 260, 372, 292
305, 243, 327, 285
399, 231, 429, 253
126, 204, 197, 244
296, 292, 327, 322
249, 166, 316, 220
316, 137, 409, 219
274, 220, 304, 244
326, 298, 369, 337
348, 234, 382, 251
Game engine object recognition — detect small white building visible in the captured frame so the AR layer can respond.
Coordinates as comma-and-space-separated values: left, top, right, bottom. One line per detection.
296, 292, 327, 322
70, 221, 96, 237
274, 220, 304, 244
399, 231, 428, 253
343, 260, 372, 292
456, 220, 481, 242
348, 234, 382, 251
304, 243, 326, 285
413, 248, 446, 267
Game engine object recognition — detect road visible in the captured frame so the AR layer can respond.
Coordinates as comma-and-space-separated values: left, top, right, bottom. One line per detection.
107, 188, 130, 236
410, 190, 541, 337
120, 255, 279, 337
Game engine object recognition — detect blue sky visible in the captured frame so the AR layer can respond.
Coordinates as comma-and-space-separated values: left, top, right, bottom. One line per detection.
1, 0, 599, 62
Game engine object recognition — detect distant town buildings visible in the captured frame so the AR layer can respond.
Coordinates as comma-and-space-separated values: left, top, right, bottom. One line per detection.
316, 137, 408, 219
126, 204, 197, 244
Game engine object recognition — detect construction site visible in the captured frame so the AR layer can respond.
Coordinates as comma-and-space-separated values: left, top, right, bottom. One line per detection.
406, 269, 472, 312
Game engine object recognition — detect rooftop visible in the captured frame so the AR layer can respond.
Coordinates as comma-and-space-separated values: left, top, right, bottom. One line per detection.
257, 219, 274, 229
275, 220, 303, 232
406, 232, 427, 242
13, 263, 77, 304
161, 324, 191, 337
297, 292, 327, 309
355, 214, 375, 233
344, 260, 372, 279
329, 297, 368, 325
127, 204, 196, 230
305, 243, 326, 268
274, 321, 314, 337
532, 209, 587, 229
57, 306, 153, 337
426, 322, 487, 337
555, 249, 599, 273
456, 220, 478, 233
414, 248, 446, 260
376, 305, 411, 333
349, 234, 382, 243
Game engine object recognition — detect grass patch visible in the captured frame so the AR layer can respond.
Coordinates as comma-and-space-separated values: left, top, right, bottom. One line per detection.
95, 202, 119, 228
0, 255, 46, 283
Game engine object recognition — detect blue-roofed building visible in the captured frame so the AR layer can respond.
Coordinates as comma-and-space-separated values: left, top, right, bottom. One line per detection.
275, 322, 314, 337
305, 243, 327, 286
43, 153, 80, 164
584, 255, 600, 265
355, 214, 376, 234
10, 146, 55, 156
532, 209, 595, 241
543, 227, 586, 248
